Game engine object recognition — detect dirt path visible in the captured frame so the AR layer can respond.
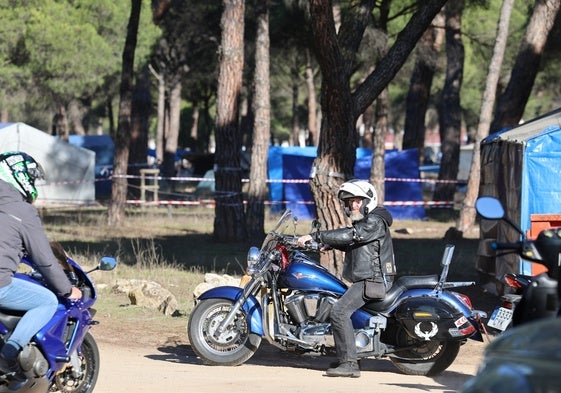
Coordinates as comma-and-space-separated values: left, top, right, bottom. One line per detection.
93, 338, 486, 393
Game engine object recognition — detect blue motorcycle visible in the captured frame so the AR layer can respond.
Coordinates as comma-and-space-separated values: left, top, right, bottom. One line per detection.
188, 210, 485, 376
0, 251, 116, 393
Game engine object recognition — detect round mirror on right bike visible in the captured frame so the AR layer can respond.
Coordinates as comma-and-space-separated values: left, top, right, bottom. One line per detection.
475, 196, 505, 220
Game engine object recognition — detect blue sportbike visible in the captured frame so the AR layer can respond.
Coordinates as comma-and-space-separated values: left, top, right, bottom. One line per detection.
0, 251, 116, 393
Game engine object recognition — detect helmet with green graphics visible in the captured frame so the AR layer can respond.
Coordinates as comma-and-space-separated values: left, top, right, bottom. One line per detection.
0, 151, 45, 203
337, 179, 378, 217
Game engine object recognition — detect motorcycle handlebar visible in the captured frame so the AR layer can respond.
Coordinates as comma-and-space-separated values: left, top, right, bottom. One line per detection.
281, 235, 322, 252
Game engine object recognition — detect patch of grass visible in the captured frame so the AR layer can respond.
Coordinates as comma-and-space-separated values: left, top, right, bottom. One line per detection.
40, 206, 251, 275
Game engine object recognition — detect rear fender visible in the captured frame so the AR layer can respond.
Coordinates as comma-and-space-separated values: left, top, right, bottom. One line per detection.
197, 286, 264, 335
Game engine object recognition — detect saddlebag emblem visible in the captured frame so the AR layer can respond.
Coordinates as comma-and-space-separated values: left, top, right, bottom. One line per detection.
414, 322, 438, 340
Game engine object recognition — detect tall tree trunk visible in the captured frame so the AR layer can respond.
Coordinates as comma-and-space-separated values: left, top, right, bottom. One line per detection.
370, 0, 390, 205
155, 68, 165, 163
52, 104, 69, 142
308, 0, 362, 275
189, 102, 200, 143
291, 63, 300, 146
213, 0, 246, 242
361, 106, 374, 149
108, 0, 141, 226
434, 0, 464, 204
107, 97, 115, 136
128, 66, 152, 199
162, 77, 181, 182
201, 98, 212, 153
456, 0, 514, 234
372, 88, 389, 205
68, 99, 85, 135
305, 49, 318, 146
246, 0, 270, 239
490, 0, 561, 132
403, 10, 444, 154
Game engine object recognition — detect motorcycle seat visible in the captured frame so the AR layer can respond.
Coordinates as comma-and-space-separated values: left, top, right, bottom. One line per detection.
0, 312, 23, 331
394, 274, 439, 289
364, 274, 439, 312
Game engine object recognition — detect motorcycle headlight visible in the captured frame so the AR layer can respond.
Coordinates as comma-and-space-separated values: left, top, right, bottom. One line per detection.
246, 247, 261, 274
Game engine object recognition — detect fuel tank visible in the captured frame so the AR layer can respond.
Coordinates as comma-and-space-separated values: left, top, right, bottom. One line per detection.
278, 251, 347, 294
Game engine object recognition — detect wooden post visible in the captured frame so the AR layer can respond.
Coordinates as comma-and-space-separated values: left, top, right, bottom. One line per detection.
140, 168, 160, 206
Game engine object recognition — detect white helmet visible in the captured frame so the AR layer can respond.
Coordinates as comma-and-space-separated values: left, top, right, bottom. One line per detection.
337, 179, 378, 216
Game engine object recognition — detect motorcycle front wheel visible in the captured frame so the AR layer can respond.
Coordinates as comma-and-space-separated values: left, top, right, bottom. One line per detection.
188, 298, 262, 366
389, 328, 461, 376
50, 332, 100, 393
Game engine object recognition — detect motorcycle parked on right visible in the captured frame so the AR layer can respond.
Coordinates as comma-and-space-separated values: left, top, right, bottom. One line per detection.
460, 196, 561, 393
487, 271, 557, 331
476, 196, 559, 332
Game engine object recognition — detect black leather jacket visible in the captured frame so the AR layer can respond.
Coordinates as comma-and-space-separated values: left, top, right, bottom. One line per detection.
314, 206, 396, 283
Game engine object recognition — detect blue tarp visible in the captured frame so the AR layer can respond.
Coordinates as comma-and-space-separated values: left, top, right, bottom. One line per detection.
521, 126, 561, 232
355, 148, 426, 220
268, 146, 426, 220
479, 107, 561, 277
268, 146, 317, 216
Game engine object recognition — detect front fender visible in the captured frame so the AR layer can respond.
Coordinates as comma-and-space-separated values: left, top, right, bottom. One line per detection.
198, 286, 264, 336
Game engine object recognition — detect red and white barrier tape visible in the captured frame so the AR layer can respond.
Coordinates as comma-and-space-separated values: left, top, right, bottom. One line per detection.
38, 175, 459, 208
124, 199, 455, 207
111, 174, 463, 185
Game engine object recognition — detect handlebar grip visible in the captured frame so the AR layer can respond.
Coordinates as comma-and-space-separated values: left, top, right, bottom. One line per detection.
492, 241, 522, 250
307, 240, 322, 252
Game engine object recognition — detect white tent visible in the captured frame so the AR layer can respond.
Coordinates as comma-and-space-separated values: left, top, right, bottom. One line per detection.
0, 122, 95, 205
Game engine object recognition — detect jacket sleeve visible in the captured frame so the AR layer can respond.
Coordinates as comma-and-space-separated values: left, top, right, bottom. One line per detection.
20, 204, 73, 297
315, 227, 355, 250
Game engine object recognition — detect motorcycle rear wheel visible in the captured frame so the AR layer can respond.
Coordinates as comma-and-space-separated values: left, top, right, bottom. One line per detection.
188, 298, 261, 366
50, 332, 100, 393
389, 328, 461, 376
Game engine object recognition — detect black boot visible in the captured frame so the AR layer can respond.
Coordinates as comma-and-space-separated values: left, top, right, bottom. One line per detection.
0, 346, 27, 388
326, 361, 360, 378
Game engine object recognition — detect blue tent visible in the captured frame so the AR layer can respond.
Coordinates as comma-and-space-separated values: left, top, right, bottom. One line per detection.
267, 146, 426, 220
269, 146, 317, 217
478, 107, 561, 279
68, 135, 114, 198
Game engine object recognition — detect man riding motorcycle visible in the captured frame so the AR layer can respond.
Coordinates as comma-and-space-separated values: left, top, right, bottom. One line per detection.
298, 179, 397, 377
0, 151, 82, 386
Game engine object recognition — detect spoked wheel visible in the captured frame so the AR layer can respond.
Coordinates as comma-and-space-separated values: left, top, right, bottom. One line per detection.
187, 298, 261, 366
50, 332, 100, 393
389, 327, 461, 376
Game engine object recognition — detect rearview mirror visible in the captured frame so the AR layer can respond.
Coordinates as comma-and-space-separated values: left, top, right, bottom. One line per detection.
99, 256, 117, 271
475, 196, 505, 220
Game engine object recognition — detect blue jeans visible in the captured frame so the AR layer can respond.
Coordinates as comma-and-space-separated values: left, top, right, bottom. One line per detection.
0, 277, 58, 350
330, 280, 367, 363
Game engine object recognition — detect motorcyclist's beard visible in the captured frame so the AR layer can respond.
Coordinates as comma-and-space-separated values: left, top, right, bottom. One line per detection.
350, 210, 364, 222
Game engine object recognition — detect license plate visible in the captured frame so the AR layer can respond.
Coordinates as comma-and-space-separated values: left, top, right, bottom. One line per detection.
487, 307, 513, 331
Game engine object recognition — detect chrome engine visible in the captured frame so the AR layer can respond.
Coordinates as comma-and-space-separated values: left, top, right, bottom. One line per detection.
285, 293, 335, 325
283, 293, 386, 353
284, 293, 335, 347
